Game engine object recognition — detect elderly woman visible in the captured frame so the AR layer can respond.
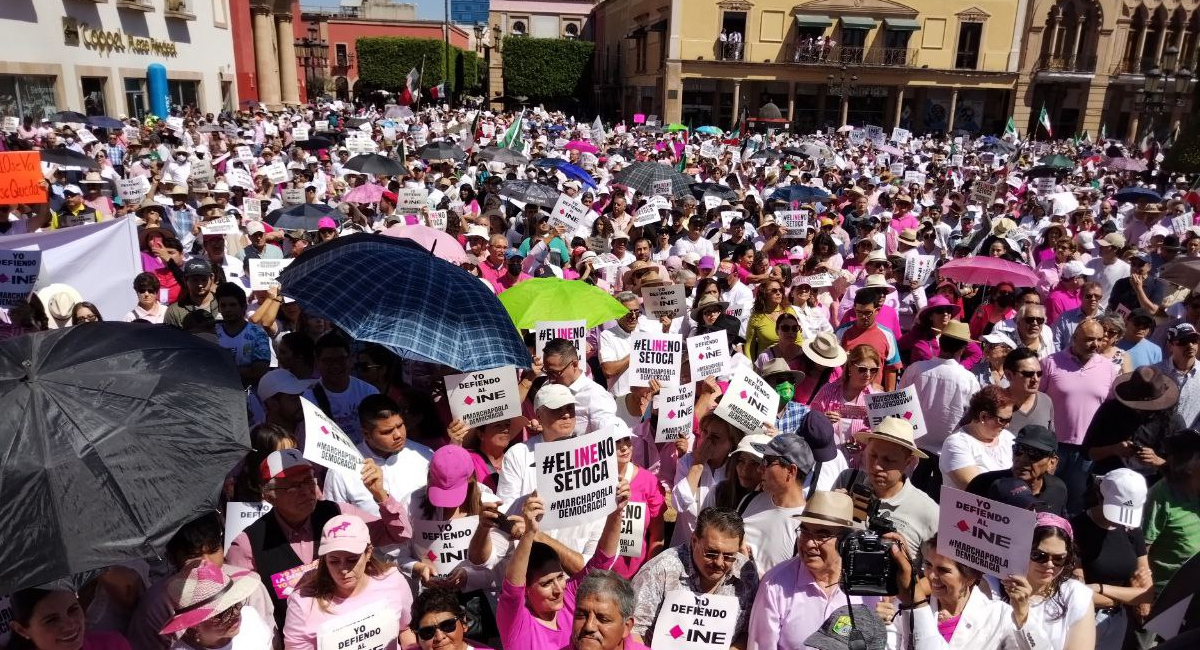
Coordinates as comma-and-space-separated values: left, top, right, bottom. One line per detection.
940, 385, 1015, 489
160, 560, 272, 650
972, 331, 1015, 388
6, 587, 131, 650
405, 587, 493, 650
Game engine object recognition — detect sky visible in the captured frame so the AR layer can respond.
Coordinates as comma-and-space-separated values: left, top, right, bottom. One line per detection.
306, 0, 448, 21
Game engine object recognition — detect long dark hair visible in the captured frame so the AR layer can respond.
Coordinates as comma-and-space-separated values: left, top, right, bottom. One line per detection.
5, 588, 76, 650
1003, 526, 1079, 622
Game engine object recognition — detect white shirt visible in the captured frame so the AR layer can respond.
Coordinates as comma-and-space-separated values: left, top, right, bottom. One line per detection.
670, 451, 727, 547
672, 235, 716, 260
898, 358, 981, 453
168, 606, 273, 650
322, 440, 433, 516
739, 492, 805, 577
939, 429, 1015, 485
566, 372, 619, 436
722, 281, 755, 336
302, 377, 379, 444
599, 324, 635, 397
122, 304, 167, 324
1085, 257, 1130, 305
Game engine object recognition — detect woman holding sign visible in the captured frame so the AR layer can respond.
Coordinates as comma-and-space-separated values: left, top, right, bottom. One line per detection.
810, 345, 882, 445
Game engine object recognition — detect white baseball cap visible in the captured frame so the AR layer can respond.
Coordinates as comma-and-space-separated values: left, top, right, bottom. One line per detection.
534, 383, 575, 411
1061, 260, 1095, 280
1099, 468, 1147, 528
734, 433, 774, 459
257, 369, 314, 401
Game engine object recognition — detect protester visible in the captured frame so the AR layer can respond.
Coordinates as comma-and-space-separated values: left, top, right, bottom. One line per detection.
304, 332, 380, 443
939, 385, 1015, 490
159, 559, 273, 650
5, 587, 132, 650
967, 424, 1067, 514
406, 587, 493, 650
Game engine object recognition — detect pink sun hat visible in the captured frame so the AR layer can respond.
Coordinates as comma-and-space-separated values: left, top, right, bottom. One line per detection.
160, 559, 260, 634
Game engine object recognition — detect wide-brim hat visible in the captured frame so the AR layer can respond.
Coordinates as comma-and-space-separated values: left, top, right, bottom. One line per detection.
622, 260, 656, 287
1113, 366, 1180, 411
36, 283, 84, 329
792, 491, 858, 528
801, 332, 848, 368
917, 295, 962, 322
638, 273, 670, 289
898, 228, 920, 247
160, 559, 260, 635
853, 415, 928, 458
690, 295, 730, 322
758, 357, 805, 385
938, 320, 972, 343
862, 274, 897, 294
136, 198, 167, 217
80, 172, 106, 185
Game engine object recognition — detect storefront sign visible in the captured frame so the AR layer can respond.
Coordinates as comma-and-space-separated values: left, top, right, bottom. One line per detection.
66, 18, 178, 57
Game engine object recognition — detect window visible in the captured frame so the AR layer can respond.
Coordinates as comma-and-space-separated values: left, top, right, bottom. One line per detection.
564, 23, 579, 39
81, 77, 107, 116
721, 12, 746, 61
335, 43, 348, 67
166, 80, 199, 111
636, 34, 648, 72
956, 22, 982, 69
0, 75, 58, 121
124, 78, 146, 120
511, 20, 526, 36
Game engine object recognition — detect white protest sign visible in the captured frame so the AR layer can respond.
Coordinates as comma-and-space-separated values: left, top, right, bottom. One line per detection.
262, 162, 290, 185
223, 502, 272, 552
117, 177, 148, 203
398, 187, 427, 211
650, 591, 740, 650
700, 141, 720, 159
619, 502, 648, 557
629, 332, 683, 388
316, 602, 401, 650
381, 126, 396, 142
534, 427, 619, 530
166, 116, 184, 132
903, 171, 926, 186
635, 203, 661, 227
281, 188, 305, 206
0, 249, 42, 308
649, 195, 671, 211
970, 180, 998, 206
413, 516, 479, 574
889, 163, 906, 176
795, 272, 835, 288
444, 366, 522, 428
549, 194, 587, 233
775, 210, 810, 235
291, 126, 310, 141
687, 331, 730, 381
226, 168, 254, 190
235, 145, 254, 165
890, 127, 911, 144
76, 129, 97, 146
904, 254, 936, 285
345, 136, 376, 154
653, 179, 673, 197
535, 319, 587, 359
1171, 214, 1191, 237
643, 283, 687, 319
243, 199, 263, 222
703, 195, 722, 212
714, 370, 779, 434
2, 116, 19, 132
655, 382, 696, 443
937, 486, 1037, 577
191, 159, 214, 185
848, 128, 865, 145
300, 396, 364, 478
427, 209, 448, 230
951, 154, 964, 168
123, 125, 140, 141
199, 216, 239, 236
248, 258, 293, 290
590, 253, 620, 271
865, 386, 928, 442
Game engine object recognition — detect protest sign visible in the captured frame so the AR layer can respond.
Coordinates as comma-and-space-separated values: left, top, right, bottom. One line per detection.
648, 195, 670, 211
199, 216, 239, 236
937, 486, 1037, 577
848, 128, 865, 145
117, 178, 148, 203
281, 188, 305, 206
243, 199, 263, 222
0, 152, 43, 205
795, 272, 835, 288
2, 116, 19, 131
248, 258, 293, 290
300, 397, 363, 478
398, 188, 427, 211
904, 254, 936, 285
166, 116, 184, 132
775, 210, 810, 235
123, 125, 140, 141
1172, 214, 1192, 237
550, 193, 587, 233
865, 386, 928, 442
634, 203, 661, 227
653, 179, 673, 197
270, 560, 318, 601
1032, 176, 1056, 193
444, 366, 522, 427
720, 210, 740, 228
700, 141, 720, 159
262, 162, 290, 185
291, 126, 310, 141
619, 502, 648, 558
633, 113, 646, 124
380, 126, 396, 142
223, 502, 272, 552
655, 382, 696, 442
629, 332, 683, 387
0, 249, 41, 308
345, 135, 376, 154
951, 154, 964, 168
714, 370, 779, 434
650, 591, 740, 650
888, 163, 906, 177
226, 168, 254, 190
413, 516, 479, 574
903, 171, 926, 186
643, 283, 686, 319
890, 127, 911, 144
590, 253, 619, 271
427, 209, 448, 230
235, 145, 254, 165
970, 180, 998, 206
316, 602, 401, 650
979, 152, 996, 166
76, 129, 97, 146
191, 159, 214, 185
535, 319, 587, 359
534, 428, 619, 530
703, 195, 722, 211
687, 331, 730, 381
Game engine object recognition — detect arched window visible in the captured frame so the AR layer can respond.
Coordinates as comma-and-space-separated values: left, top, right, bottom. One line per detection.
511, 20, 526, 36
564, 23, 579, 39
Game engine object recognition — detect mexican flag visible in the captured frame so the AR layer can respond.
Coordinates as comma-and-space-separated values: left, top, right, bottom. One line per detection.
496, 109, 525, 150
1003, 117, 1018, 141
429, 83, 446, 101
399, 68, 420, 106
1038, 104, 1053, 138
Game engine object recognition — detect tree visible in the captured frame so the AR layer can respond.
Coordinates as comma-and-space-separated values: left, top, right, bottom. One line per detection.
1163, 115, 1200, 173
356, 37, 479, 95
502, 37, 594, 102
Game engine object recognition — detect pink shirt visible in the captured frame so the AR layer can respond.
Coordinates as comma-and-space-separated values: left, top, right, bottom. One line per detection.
284, 568, 413, 650
811, 382, 880, 445
1046, 285, 1081, 325
747, 559, 880, 650
494, 272, 533, 293
497, 550, 616, 650
611, 465, 666, 579
1041, 349, 1120, 445
83, 632, 132, 650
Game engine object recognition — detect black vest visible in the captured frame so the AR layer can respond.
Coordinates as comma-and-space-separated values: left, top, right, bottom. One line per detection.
243, 500, 341, 629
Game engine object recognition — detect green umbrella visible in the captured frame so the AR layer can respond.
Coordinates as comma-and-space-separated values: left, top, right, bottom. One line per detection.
1039, 154, 1075, 169
665, 123, 689, 132
499, 278, 629, 329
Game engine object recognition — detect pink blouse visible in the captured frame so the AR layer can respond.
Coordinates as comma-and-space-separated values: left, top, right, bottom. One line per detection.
809, 382, 880, 445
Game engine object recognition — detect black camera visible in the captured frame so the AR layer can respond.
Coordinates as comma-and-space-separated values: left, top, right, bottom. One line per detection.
839, 481, 899, 596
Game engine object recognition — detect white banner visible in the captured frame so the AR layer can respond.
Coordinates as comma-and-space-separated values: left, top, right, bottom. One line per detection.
619, 501, 647, 558
713, 370, 779, 434
301, 396, 364, 478
937, 486, 1037, 577
223, 501, 272, 552
535, 319, 587, 359
0, 248, 42, 308
687, 331, 729, 381
634, 203, 661, 227
650, 591, 739, 650
444, 366, 522, 428
534, 428, 619, 530
412, 516, 479, 574
248, 258, 293, 290
865, 386, 928, 442
549, 194, 587, 233
200, 215, 240, 236
655, 382, 696, 442
643, 284, 687, 319
629, 332, 683, 387
316, 602, 401, 650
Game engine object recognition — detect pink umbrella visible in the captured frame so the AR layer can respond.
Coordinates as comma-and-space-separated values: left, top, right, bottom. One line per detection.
875, 143, 904, 157
382, 224, 467, 264
564, 140, 598, 154
342, 183, 386, 203
938, 257, 1038, 288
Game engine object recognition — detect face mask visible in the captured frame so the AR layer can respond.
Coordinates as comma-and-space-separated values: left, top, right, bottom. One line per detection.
774, 381, 795, 402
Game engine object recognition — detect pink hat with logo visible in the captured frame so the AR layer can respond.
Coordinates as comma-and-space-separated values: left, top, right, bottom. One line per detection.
160, 560, 259, 634
428, 445, 473, 508
317, 216, 337, 230
319, 514, 370, 555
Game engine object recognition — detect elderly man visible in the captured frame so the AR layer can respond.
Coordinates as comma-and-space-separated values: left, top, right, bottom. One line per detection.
1052, 281, 1104, 350
1046, 260, 1094, 325
600, 292, 644, 398
967, 424, 1066, 515
1005, 303, 1054, 359
543, 337, 618, 436
478, 234, 510, 293
1156, 322, 1200, 426
570, 571, 645, 650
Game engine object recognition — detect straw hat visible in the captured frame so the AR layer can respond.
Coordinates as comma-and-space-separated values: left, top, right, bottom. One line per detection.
160, 559, 260, 635
36, 283, 84, 329
939, 320, 972, 343
862, 274, 897, 294
853, 416, 928, 458
800, 331, 847, 368
690, 295, 729, 322
897, 228, 920, 247
80, 172, 107, 185
622, 260, 657, 287
792, 491, 857, 528
758, 358, 805, 385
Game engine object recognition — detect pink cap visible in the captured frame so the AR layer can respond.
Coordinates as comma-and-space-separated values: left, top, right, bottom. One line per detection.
428, 445, 473, 508
698, 255, 716, 270
317, 217, 337, 230
319, 515, 370, 555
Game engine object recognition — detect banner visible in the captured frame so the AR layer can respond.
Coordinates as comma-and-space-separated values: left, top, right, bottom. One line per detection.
399, 188, 427, 211
650, 591, 739, 650
300, 396, 364, 478
619, 502, 647, 557
0, 152, 43, 205
248, 258, 293, 290
535, 319, 587, 359
687, 331, 729, 381
549, 194, 587, 233
0, 249, 41, 308
655, 382, 696, 442
634, 203, 661, 227
223, 502, 272, 552
412, 516, 479, 574
629, 332, 683, 387
444, 366, 522, 427
865, 386, 928, 442
316, 603, 401, 650
643, 284, 687, 319
534, 428, 619, 530
903, 254, 936, 285
713, 370, 779, 434
937, 486, 1036, 577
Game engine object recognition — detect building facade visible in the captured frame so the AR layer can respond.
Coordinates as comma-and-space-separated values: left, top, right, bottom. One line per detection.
1013, 0, 1198, 141
229, 0, 308, 109
0, 0, 236, 120
452, 0, 491, 25
487, 0, 595, 104
592, 0, 1021, 135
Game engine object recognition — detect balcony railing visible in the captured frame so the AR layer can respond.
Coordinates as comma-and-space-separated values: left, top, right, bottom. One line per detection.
789, 45, 918, 67
1115, 56, 1158, 75
164, 0, 195, 19
115, 0, 153, 10
1035, 54, 1097, 73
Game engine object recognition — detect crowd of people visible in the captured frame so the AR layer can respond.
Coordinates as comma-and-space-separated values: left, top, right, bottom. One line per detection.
1, 97, 1199, 650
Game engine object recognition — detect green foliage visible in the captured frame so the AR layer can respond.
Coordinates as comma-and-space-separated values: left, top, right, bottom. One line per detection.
502, 37, 594, 100
356, 37, 475, 94
460, 50, 481, 93
1164, 116, 1200, 173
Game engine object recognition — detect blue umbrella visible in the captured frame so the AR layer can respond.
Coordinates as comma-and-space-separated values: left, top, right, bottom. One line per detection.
278, 234, 530, 371
1112, 187, 1162, 204
87, 115, 126, 129
696, 126, 723, 136
768, 185, 832, 203
533, 158, 597, 188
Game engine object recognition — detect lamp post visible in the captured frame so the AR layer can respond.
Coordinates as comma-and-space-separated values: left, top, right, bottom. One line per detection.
1135, 45, 1196, 144
827, 65, 858, 127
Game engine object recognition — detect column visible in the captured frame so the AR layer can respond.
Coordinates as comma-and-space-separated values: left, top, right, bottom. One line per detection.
1050, 19, 1064, 58
277, 14, 300, 106
787, 80, 796, 126
1154, 26, 1168, 66
1134, 27, 1149, 68
1072, 19, 1085, 66
1127, 112, 1140, 142
252, 6, 281, 109
839, 93, 849, 126
947, 88, 959, 132
730, 80, 741, 130
893, 87, 905, 129
816, 85, 828, 127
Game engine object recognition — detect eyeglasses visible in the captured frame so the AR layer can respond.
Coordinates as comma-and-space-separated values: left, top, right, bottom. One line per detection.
1014, 443, 1053, 461
1083, 293, 1103, 300
1030, 549, 1070, 567
767, 287, 783, 294
987, 413, 1013, 426
208, 603, 242, 627
853, 364, 879, 375
1017, 369, 1042, 379
415, 618, 460, 641
798, 526, 840, 543
701, 550, 739, 564
75, 314, 99, 323
1023, 317, 1046, 325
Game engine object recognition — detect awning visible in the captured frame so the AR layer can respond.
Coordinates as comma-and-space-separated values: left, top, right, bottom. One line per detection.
885, 18, 922, 31
795, 14, 834, 28
839, 16, 879, 29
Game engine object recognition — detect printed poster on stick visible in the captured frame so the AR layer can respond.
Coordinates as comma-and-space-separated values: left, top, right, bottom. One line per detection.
248, 258, 293, 290
774, 210, 811, 236
534, 428, 619, 530
535, 319, 587, 359
316, 602, 401, 650
865, 386, 928, 442
300, 397, 364, 479
634, 203, 661, 227
650, 591, 740, 650
687, 331, 729, 381
937, 486, 1036, 577
223, 502, 272, 552
970, 180, 999, 206
904, 254, 936, 285
412, 516, 479, 574
619, 502, 648, 558
629, 332, 683, 388
117, 178, 148, 202
655, 382, 696, 443
643, 283, 687, 319
714, 370, 779, 434
444, 366, 522, 428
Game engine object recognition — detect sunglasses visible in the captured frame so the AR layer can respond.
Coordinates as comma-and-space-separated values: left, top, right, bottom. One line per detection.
701, 549, 739, 563
1014, 443, 1052, 461
1030, 549, 1070, 567
208, 603, 242, 627
416, 618, 460, 641
853, 364, 879, 375
987, 412, 1013, 426
1023, 317, 1046, 325
1017, 369, 1042, 379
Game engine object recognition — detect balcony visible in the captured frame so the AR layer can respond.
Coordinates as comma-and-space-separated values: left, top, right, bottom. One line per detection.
164, 0, 196, 20
1035, 54, 1097, 76
115, 0, 153, 10
1115, 56, 1157, 76
788, 45, 918, 67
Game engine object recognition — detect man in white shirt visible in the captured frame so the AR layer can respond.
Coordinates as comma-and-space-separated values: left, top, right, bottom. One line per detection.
304, 333, 380, 443
599, 292, 642, 397
718, 261, 754, 336
1085, 233, 1130, 305
898, 321, 981, 456
741, 435, 813, 577
671, 218, 717, 260
323, 394, 434, 516
542, 337, 618, 436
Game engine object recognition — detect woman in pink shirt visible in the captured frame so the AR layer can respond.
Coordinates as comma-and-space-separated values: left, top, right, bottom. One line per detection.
496, 481, 630, 650
6, 588, 132, 650
811, 345, 883, 446
464, 416, 526, 492
284, 515, 417, 650
611, 427, 665, 579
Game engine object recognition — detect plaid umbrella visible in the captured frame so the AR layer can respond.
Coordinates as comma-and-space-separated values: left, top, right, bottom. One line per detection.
417, 141, 467, 161
1101, 156, 1147, 172
343, 153, 403, 176
767, 185, 832, 203
477, 147, 530, 165
500, 180, 561, 208
613, 162, 693, 197
278, 234, 530, 371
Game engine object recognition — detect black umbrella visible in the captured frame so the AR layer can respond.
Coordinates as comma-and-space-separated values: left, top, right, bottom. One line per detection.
749, 149, 783, 161
978, 141, 1017, 155
477, 146, 530, 165
690, 182, 737, 200
197, 124, 225, 133
266, 202, 340, 230
39, 147, 100, 170
499, 180, 561, 208
418, 141, 467, 161
86, 115, 125, 130
781, 147, 810, 159
345, 117, 372, 129
342, 153, 403, 177
48, 110, 88, 123
295, 136, 336, 151
1024, 165, 1065, 179
613, 162, 693, 197
0, 323, 250, 594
